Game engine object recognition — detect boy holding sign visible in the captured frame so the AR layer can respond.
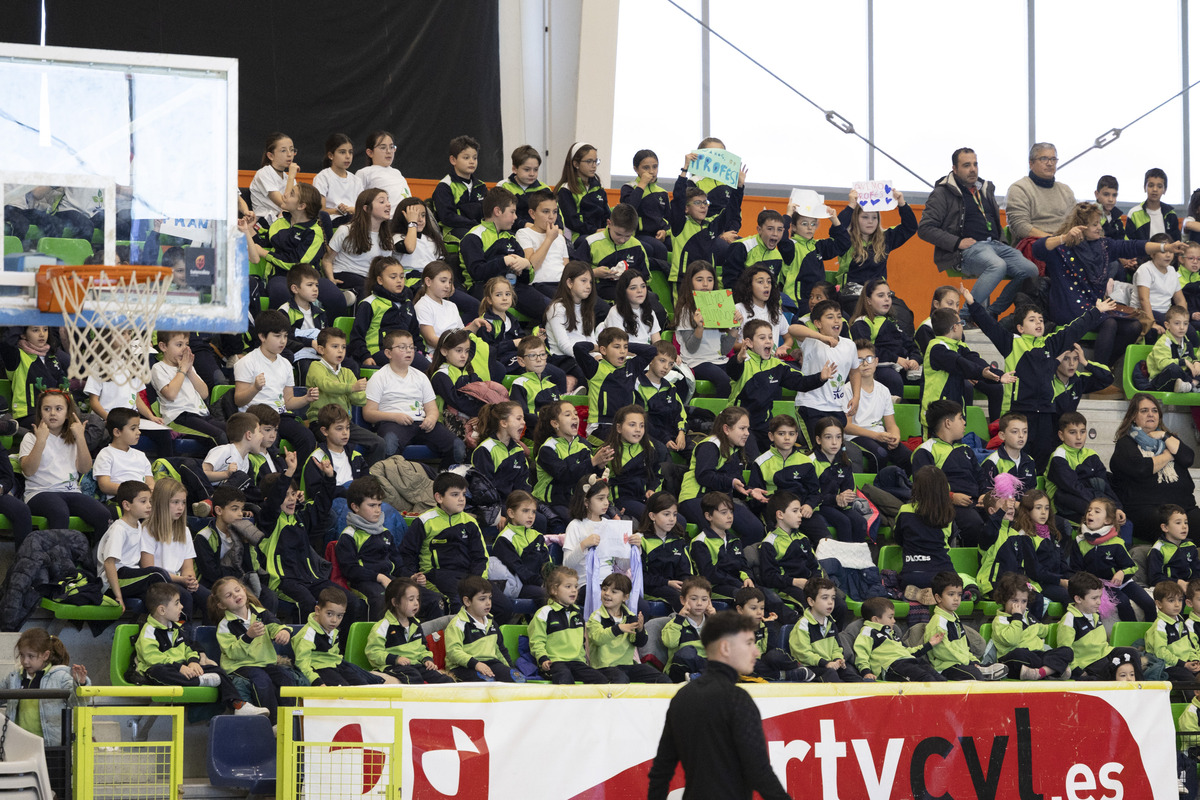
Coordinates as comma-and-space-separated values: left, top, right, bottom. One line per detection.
685, 138, 744, 239
669, 152, 746, 285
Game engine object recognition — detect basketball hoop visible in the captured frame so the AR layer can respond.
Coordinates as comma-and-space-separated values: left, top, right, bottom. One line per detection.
36, 265, 174, 385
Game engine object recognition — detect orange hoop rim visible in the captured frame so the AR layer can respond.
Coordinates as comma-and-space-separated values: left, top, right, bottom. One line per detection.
36, 264, 174, 314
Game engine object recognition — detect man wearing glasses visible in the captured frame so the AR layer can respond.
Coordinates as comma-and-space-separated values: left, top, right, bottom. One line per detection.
1005, 143, 1077, 280
919, 147, 1039, 321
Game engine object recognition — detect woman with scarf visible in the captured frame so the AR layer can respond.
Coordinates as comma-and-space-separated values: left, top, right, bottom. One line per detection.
1110, 393, 1200, 540
1035, 202, 1182, 368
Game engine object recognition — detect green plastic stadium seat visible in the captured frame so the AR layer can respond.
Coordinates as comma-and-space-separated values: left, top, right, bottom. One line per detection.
40, 596, 123, 621
1122, 343, 1200, 406
648, 272, 673, 317
345, 621, 373, 670
690, 397, 727, 416
965, 406, 988, 441
979, 623, 992, 641
210, 384, 235, 405
693, 380, 716, 397
902, 385, 920, 401
334, 317, 354, 337
1109, 621, 1151, 648
893, 404, 920, 440
36, 237, 93, 265
3, 236, 21, 255
110, 623, 218, 702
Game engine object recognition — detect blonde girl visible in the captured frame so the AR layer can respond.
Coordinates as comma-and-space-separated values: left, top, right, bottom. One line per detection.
141, 477, 207, 620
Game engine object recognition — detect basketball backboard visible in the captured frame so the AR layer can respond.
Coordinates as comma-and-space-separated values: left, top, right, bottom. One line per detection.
0, 43, 246, 333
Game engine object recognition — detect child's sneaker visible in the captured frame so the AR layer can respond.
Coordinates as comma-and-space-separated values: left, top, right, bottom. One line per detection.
1019, 666, 1042, 681
1192, 382, 1200, 393
234, 702, 270, 717
978, 663, 1009, 681
191, 499, 212, 518
1175, 378, 1194, 393
197, 673, 221, 688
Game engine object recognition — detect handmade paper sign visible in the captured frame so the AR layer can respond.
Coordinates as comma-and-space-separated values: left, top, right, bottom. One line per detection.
597, 519, 633, 568
689, 148, 742, 186
693, 289, 736, 328
853, 179, 897, 211
789, 188, 831, 219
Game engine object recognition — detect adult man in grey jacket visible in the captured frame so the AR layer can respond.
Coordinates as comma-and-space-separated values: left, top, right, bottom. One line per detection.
918, 147, 1038, 320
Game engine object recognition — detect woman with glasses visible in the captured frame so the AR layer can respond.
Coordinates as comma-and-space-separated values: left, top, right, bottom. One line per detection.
554, 142, 610, 244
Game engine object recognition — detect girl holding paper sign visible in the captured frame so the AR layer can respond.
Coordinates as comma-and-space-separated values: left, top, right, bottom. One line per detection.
674, 261, 742, 397
836, 187, 918, 323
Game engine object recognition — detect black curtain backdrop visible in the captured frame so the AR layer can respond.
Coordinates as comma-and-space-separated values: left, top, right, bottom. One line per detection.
2, 0, 504, 185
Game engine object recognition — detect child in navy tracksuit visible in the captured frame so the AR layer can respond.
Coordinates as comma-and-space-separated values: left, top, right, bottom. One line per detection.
1046, 412, 1132, 543
894, 466, 957, 592
811, 418, 868, 543
911, 400, 987, 547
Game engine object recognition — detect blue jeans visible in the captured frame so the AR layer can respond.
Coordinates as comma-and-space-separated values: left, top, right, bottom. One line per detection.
958, 241, 1039, 317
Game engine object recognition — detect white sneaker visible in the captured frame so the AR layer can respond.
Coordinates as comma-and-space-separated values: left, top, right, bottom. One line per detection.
234, 702, 270, 717
979, 663, 1009, 680
1175, 379, 1194, 393
1192, 382, 1200, 393
197, 673, 221, 688
1019, 666, 1041, 681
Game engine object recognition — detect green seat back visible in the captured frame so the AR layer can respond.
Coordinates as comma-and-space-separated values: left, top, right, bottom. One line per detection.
500, 624, 527, 663
36, 237, 93, 265
345, 621, 374, 669
1110, 621, 1151, 648
893, 404, 920, 440
334, 317, 354, 337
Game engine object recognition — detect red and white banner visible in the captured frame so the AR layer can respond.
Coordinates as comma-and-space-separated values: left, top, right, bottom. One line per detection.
301, 682, 1177, 799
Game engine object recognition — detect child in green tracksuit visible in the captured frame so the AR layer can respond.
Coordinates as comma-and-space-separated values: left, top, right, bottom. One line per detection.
211, 576, 294, 720
1146, 305, 1200, 392
661, 576, 712, 682
364, 578, 454, 684
789, 578, 862, 683
1057, 572, 1143, 680
137, 583, 266, 716
1145, 580, 1200, 684
924, 572, 1007, 681
529, 567, 605, 684
990, 572, 1073, 680
587, 573, 670, 683
735, 587, 814, 683
853, 597, 945, 682
293, 588, 389, 686
445, 576, 519, 682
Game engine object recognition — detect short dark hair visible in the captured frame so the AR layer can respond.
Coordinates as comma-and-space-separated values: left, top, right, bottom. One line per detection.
1057, 411, 1087, 432
1014, 304, 1042, 329
1159, 503, 1187, 528
1154, 580, 1184, 603
700, 491, 733, 518
317, 327, 346, 347
768, 414, 798, 434
930, 307, 960, 336
685, 187, 707, 203
853, 338, 875, 354
526, 188, 555, 212
601, 573, 633, 595
931, 571, 963, 596
810, 299, 841, 323
997, 412, 1027, 433
699, 609, 757, 649
734, 586, 766, 608
653, 340, 676, 360
597, 326, 629, 347
146, 582, 181, 614
757, 209, 785, 227
317, 403, 351, 432
952, 147, 975, 168
483, 186, 516, 218
116, 480, 150, 509
317, 587, 347, 608
1068, 571, 1103, 602
346, 476, 385, 510
254, 309, 289, 337
449, 135, 480, 158
610, 203, 637, 230
860, 597, 894, 621
247, 403, 281, 430
680, 576, 712, 598
1167, 304, 1190, 322
925, 399, 963, 438
287, 264, 320, 291
993, 572, 1030, 606
433, 472, 469, 497
212, 486, 246, 510
260, 472, 298, 497
1145, 167, 1168, 189
458, 575, 492, 603
512, 145, 541, 167
516, 336, 547, 356
804, 576, 838, 602
742, 319, 771, 341
105, 407, 139, 435
767, 491, 800, 524
1096, 175, 1119, 192
1188, 578, 1200, 602
382, 329, 413, 350
226, 412, 259, 444
632, 149, 657, 169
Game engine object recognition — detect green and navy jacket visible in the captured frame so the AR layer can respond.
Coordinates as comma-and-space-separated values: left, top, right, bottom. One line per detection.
253, 216, 326, 279
690, 176, 742, 235
635, 375, 686, 444
1052, 363, 1114, 416
726, 351, 828, 433
432, 362, 485, 417
1147, 537, 1200, 586
1147, 328, 1200, 380
509, 371, 561, 417
723, 234, 786, 289
849, 314, 919, 365
281, 300, 329, 354
499, 174, 555, 230
534, 435, 597, 506
1071, 527, 1134, 581
1057, 604, 1112, 670
750, 448, 821, 503
688, 529, 750, 589
216, 605, 285, 672
835, 203, 919, 286
529, 600, 586, 663
619, 180, 670, 236
922, 336, 989, 431
135, 616, 201, 674
1146, 610, 1200, 667
301, 446, 367, 502
582, 229, 650, 281
476, 310, 527, 371
1, 345, 67, 420
470, 436, 533, 500
292, 613, 345, 683
1046, 444, 1119, 522
1181, 267, 1200, 316
557, 176, 610, 241
661, 614, 706, 668
349, 285, 420, 365
640, 531, 693, 594
587, 603, 647, 668
193, 524, 254, 588
333, 521, 397, 586
893, 502, 954, 586
789, 609, 847, 670
968, 301, 1103, 415
814, 451, 856, 509
758, 526, 822, 592
668, 174, 740, 282
397, 506, 488, 578
680, 436, 745, 502
609, 440, 661, 506
1125, 200, 1180, 243
978, 515, 1039, 594
990, 610, 1052, 658
979, 448, 1038, 497
445, 607, 510, 671
853, 620, 932, 676
364, 611, 434, 669
492, 524, 549, 587
911, 438, 980, 498
1180, 696, 1200, 733
257, 467, 334, 591
461, 220, 523, 289
432, 173, 486, 238
579, 342, 658, 430
925, 605, 973, 672
784, 227, 851, 312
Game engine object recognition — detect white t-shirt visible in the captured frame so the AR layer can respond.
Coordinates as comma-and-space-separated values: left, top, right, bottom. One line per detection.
563, 518, 603, 575
397, 233, 439, 276
328, 226, 386, 278
96, 518, 145, 591
365, 365, 434, 418
150, 361, 208, 423
84, 374, 142, 413
312, 168, 363, 215
848, 383, 894, 439
233, 347, 295, 413
515, 226, 571, 285
93, 446, 152, 496
1134, 262, 1181, 314
603, 305, 661, 344
736, 302, 789, 345
59, 186, 102, 216
19, 433, 80, 500
249, 166, 286, 222
415, 295, 464, 346
140, 529, 197, 575
1148, 206, 1165, 237
546, 301, 595, 356
204, 444, 251, 481
797, 337, 859, 412
356, 165, 411, 208
315, 448, 353, 485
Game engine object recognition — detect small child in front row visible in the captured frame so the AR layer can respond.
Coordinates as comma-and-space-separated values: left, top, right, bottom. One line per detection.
3, 629, 89, 747
788, 577, 862, 682
293, 587, 391, 686
925, 572, 1007, 681
1145, 580, 1200, 684
445, 576, 520, 682
97, 481, 168, 612
530, 566, 605, 684
734, 587, 814, 683
1148, 504, 1200, 592
990, 572, 1073, 680
1071, 497, 1155, 622
1147, 304, 1200, 392
662, 576, 714, 681
364, 578, 454, 684
587, 573, 670, 683
136, 582, 269, 715
1057, 572, 1144, 680
853, 597, 946, 682
211, 576, 294, 721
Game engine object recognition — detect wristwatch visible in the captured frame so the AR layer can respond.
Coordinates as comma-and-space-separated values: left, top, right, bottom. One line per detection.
409, 221, 419, 228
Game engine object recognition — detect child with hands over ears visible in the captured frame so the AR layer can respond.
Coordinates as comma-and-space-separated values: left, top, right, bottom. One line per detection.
4, 629, 89, 747
210, 576, 294, 720
732, 265, 792, 354
791, 300, 861, 441
363, 578, 454, 684
529, 566, 606, 684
